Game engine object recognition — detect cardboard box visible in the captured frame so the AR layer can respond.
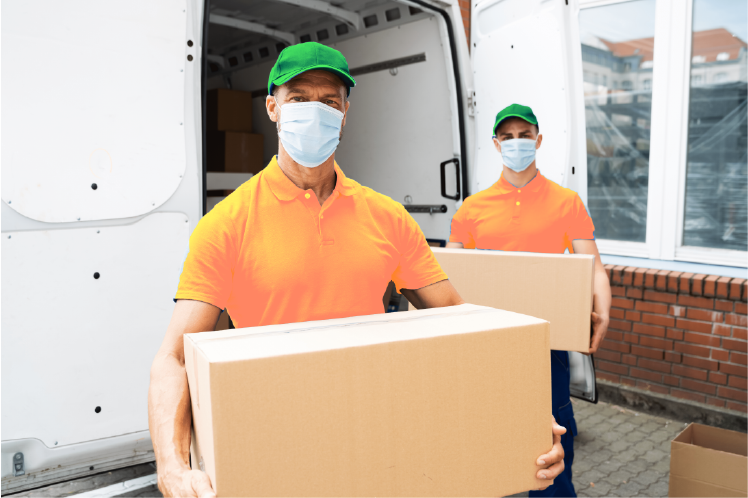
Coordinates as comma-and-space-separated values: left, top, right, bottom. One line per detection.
412, 248, 594, 352
207, 88, 253, 132
206, 131, 264, 174
185, 304, 552, 497
669, 423, 747, 497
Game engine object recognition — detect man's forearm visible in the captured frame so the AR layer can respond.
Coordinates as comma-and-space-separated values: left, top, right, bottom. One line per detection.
593, 268, 612, 316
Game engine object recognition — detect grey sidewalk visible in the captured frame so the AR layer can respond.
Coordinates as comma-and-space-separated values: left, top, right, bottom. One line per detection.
11, 399, 685, 498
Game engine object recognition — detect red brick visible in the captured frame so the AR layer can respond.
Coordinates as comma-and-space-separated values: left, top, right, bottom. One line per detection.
631, 368, 662, 383
737, 302, 747, 315
611, 286, 626, 297
622, 354, 637, 366
642, 313, 675, 327
704, 275, 720, 297
719, 362, 747, 376
728, 376, 747, 390
637, 357, 672, 373
604, 264, 614, 280
612, 297, 635, 310
633, 267, 647, 287
672, 364, 708, 381
612, 265, 626, 285
623, 333, 640, 344
726, 314, 748, 327
633, 322, 666, 337
730, 279, 746, 301
734, 327, 747, 341
597, 360, 629, 375
718, 386, 747, 402
683, 355, 719, 370
709, 372, 728, 384
656, 270, 670, 291
686, 308, 723, 323
678, 295, 714, 309
668, 272, 683, 293
716, 276, 731, 299
601, 340, 630, 353
723, 338, 748, 353
627, 287, 643, 299
667, 328, 684, 340
622, 267, 636, 286
625, 311, 641, 322
691, 274, 707, 296
726, 401, 748, 412
684, 332, 721, 347
644, 268, 659, 288
636, 301, 669, 314
715, 300, 734, 312
665, 351, 682, 363
682, 378, 717, 395
596, 371, 620, 383
596, 349, 621, 362
632, 345, 665, 360
645, 290, 677, 304
672, 389, 705, 403
621, 377, 636, 387
743, 281, 747, 302
610, 308, 625, 319
680, 272, 694, 294
640, 336, 673, 350
664, 374, 680, 386
636, 381, 669, 394
609, 319, 632, 332
706, 397, 725, 408
676, 318, 713, 334
674, 342, 711, 358
606, 330, 623, 342
732, 352, 747, 365
669, 305, 687, 317
713, 323, 732, 337
712, 349, 730, 361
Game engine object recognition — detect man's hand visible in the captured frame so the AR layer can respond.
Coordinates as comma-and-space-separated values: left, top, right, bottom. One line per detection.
589, 311, 610, 354
535, 417, 567, 490
159, 467, 216, 498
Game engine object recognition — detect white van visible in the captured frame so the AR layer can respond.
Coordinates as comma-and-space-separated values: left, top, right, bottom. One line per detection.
1, 0, 596, 492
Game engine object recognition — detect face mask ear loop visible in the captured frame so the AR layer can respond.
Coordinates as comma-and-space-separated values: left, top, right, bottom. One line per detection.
273, 96, 281, 132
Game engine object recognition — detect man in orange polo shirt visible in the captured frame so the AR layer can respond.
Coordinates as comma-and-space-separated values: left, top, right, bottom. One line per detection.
148, 47, 567, 497
447, 104, 612, 497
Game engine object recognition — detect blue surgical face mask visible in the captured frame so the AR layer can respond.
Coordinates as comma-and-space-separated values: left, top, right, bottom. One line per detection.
496, 137, 537, 172
275, 99, 344, 168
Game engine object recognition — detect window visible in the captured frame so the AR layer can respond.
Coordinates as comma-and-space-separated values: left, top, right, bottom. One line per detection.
643, 78, 652, 90
682, 0, 747, 252
580, 0, 656, 243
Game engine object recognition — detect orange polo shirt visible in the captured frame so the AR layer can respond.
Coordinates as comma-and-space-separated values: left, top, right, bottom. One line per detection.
176, 156, 447, 328
449, 172, 595, 253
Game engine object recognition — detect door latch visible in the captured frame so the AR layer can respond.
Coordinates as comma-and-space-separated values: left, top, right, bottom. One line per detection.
13, 452, 25, 477
467, 89, 476, 117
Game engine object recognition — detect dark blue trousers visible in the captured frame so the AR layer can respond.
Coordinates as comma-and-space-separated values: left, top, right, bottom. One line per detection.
529, 350, 578, 498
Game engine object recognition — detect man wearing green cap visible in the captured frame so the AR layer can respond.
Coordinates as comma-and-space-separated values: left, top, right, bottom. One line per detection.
148, 47, 568, 497
447, 104, 612, 497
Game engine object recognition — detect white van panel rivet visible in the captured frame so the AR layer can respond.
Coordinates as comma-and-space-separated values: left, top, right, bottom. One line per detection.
54, 441, 58, 445
8, 235, 11, 239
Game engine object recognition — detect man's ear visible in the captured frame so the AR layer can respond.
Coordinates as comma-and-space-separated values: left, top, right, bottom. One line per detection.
536, 134, 543, 149
493, 137, 502, 153
342, 100, 350, 127
266, 95, 279, 123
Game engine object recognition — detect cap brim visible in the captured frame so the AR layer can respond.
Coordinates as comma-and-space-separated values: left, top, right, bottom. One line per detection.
493, 113, 538, 134
268, 64, 356, 96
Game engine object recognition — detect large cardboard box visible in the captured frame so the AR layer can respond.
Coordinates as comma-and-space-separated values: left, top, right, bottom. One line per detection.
207, 88, 253, 132
414, 248, 594, 352
206, 131, 264, 173
669, 423, 747, 497
185, 304, 552, 497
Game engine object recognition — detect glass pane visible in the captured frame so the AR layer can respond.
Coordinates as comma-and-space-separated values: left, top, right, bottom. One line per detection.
580, 0, 657, 242
683, 0, 748, 252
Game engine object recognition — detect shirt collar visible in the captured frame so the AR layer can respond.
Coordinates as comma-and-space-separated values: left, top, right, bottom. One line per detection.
264, 155, 359, 201
492, 170, 546, 195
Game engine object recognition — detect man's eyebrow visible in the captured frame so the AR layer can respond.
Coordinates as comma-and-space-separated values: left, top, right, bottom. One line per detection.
285, 86, 309, 94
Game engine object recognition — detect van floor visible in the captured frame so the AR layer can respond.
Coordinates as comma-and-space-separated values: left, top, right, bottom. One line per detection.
7, 401, 680, 497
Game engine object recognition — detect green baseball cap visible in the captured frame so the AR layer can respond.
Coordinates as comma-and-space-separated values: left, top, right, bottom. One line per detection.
492, 103, 538, 136
268, 42, 356, 97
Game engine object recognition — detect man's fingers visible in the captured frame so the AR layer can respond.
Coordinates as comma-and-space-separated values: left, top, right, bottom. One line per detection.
191, 471, 217, 498
537, 459, 565, 481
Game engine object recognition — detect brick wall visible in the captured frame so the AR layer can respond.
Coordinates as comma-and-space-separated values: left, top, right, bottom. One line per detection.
458, 0, 470, 46
597, 266, 748, 413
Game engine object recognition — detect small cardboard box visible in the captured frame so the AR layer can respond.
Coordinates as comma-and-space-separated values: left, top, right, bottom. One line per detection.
669, 423, 747, 497
207, 88, 253, 132
414, 248, 594, 352
206, 131, 264, 174
185, 304, 552, 497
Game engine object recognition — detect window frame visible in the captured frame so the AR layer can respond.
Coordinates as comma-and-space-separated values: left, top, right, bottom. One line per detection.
579, 0, 747, 268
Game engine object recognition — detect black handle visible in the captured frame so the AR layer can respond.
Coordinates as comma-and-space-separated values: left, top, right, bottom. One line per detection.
440, 158, 461, 200
404, 204, 448, 214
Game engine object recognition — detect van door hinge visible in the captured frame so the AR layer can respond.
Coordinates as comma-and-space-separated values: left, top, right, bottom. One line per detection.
13, 453, 25, 476
467, 89, 476, 117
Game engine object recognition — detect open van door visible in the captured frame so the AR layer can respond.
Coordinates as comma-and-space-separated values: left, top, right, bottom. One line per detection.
470, 0, 596, 402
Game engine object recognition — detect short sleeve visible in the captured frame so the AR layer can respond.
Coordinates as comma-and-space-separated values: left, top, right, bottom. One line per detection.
449, 203, 476, 249
174, 206, 237, 309
566, 194, 596, 241
391, 206, 448, 291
